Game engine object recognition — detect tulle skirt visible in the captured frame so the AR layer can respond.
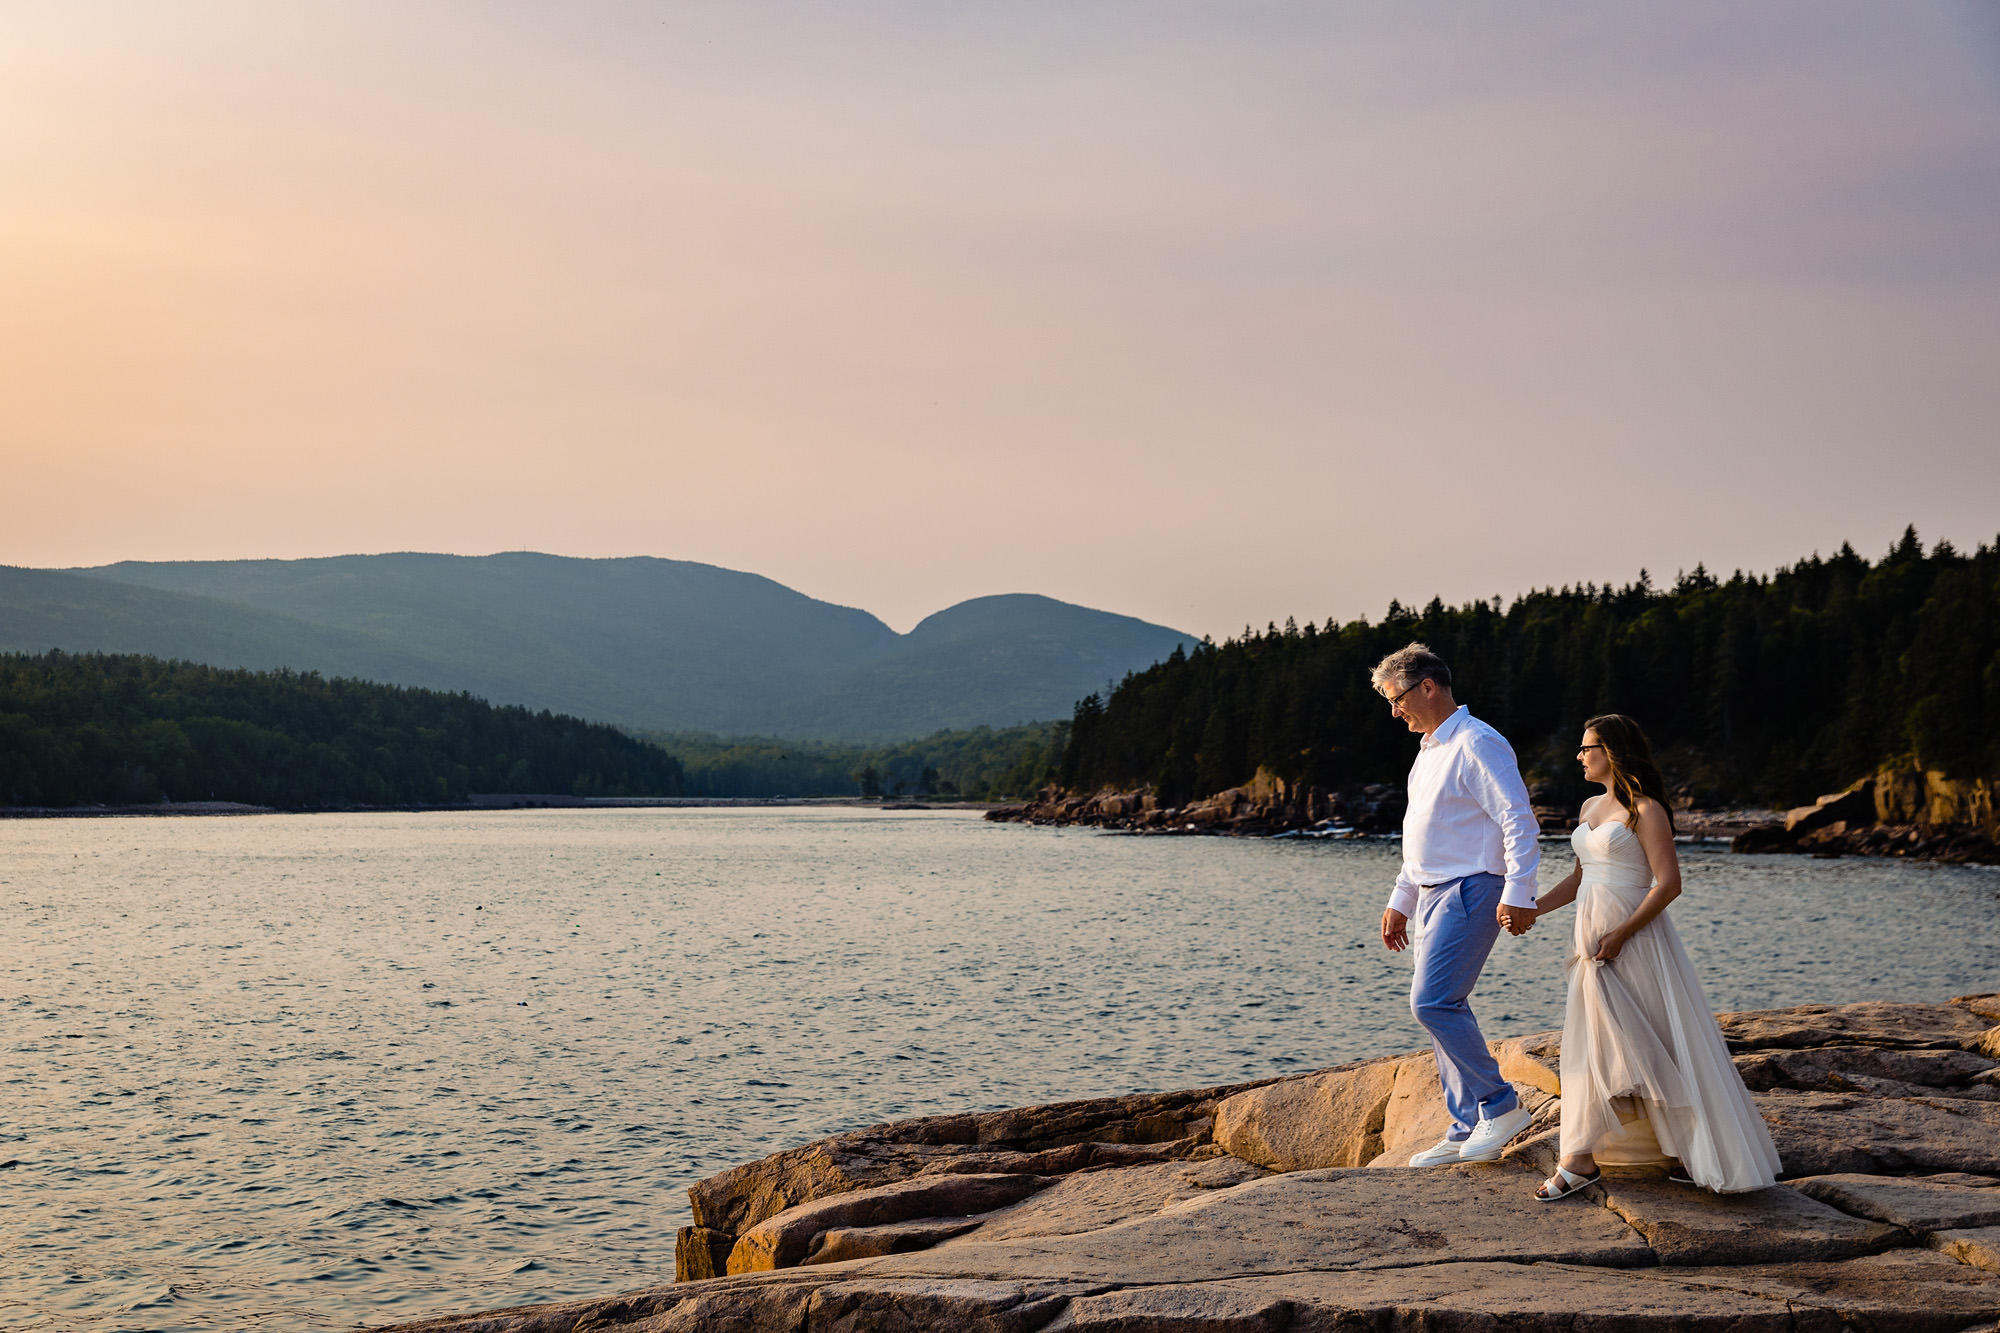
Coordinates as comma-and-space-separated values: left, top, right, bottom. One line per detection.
1561, 879, 1782, 1192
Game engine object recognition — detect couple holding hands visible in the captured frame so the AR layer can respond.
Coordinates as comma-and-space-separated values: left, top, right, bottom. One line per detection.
1371, 643, 1781, 1201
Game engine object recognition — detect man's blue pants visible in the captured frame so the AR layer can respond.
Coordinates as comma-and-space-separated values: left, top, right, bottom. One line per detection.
1411, 871, 1519, 1140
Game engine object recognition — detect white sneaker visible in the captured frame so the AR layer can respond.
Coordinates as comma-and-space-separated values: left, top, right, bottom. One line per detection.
1456, 1105, 1534, 1162
1408, 1136, 1469, 1167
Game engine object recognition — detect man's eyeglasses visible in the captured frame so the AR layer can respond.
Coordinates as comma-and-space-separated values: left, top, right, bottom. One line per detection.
1385, 680, 1425, 711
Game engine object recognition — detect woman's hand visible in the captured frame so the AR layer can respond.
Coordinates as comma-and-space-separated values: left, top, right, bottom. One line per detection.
1592, 926, 1630, 963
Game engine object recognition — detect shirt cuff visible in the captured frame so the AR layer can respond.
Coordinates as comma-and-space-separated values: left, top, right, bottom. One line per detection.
1500, 878, 1539, 910
1386, 885, 1418, 917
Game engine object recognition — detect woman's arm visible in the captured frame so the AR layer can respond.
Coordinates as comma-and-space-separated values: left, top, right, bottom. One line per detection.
1535, 792, 1602, 915
1593, 797, 1683, 961
1535, 857, 1584, 914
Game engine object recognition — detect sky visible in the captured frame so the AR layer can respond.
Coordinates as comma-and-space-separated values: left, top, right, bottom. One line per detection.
3, 2, 1998, 638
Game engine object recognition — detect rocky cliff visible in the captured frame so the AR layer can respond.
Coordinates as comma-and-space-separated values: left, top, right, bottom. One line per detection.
381, 995, 2000, 1332
1729, 768, 2000, 862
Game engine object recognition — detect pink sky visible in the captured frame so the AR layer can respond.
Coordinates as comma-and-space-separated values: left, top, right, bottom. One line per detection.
4, 3, 1998, 637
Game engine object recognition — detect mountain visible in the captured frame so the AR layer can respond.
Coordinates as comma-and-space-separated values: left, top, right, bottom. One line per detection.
0, 553, 1193, 740
0, 565, 449, 683
777, 594, 1191, 738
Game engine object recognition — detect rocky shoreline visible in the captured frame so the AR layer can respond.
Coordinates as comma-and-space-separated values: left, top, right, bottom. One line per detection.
987, 764, 2000, 865
383, 994, 2000, 1332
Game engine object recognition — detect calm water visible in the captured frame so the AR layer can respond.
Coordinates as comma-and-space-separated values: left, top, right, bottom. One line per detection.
3, 808, 1997, 1330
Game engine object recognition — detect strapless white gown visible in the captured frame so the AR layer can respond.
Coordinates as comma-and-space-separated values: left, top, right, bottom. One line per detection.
1560, 819, 1781, 1192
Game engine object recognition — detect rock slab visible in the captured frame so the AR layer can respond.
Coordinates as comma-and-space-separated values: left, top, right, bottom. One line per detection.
380, 999, 2000, 1332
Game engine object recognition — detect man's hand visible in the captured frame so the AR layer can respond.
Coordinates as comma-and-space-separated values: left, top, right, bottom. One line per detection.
1497, 902, 1538, 937
1381, 907, 1410, 952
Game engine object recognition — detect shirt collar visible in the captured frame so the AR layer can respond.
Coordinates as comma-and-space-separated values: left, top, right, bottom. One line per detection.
1421, 704, 1470, 750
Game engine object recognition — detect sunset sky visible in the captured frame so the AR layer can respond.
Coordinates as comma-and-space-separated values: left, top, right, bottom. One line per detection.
4, 3, 1998, 637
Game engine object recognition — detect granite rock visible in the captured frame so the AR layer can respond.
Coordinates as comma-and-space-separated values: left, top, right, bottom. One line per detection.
1209, 1055, 1401, 1170
727, 1173, 1053, 1273
1956, 992, 2000, 1023
687, 1079, 1266, 1240
947, 1158, 1269, 1244
803, 1218, 986, 1266
1732, 1043, 1998, 1092
1788, 1172, 2000, 1232
1360, 1052, 1557, 1169
1196, 1032, 1562, 1175
1935, 1227, 2000, 1274
1490, 1028, 1565, 1094
1785, 781, 1878, 836
388, 996, 2000, 1333
1046, 1263, 1800, 1333
1754, 1088, 2000, 1176
861, 1163, 1653, 1284
1594, 1174, 1901, 1265
1831, 1071, 2000, 1101
1645, 1248, 2000, 1333
1716, 1000, 1992, 1051
378, 1248, 2000, 1333
674, 1225, 734, 1282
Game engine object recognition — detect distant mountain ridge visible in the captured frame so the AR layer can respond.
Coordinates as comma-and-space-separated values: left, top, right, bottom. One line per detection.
0, 553, 1192, 740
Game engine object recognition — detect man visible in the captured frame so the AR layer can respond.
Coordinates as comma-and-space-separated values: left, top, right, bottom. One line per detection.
1373, 642, 1541, 1165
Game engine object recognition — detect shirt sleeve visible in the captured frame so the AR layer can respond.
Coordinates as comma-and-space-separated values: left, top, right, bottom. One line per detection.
1465, 731, 1543, 909
1388, 861, 1418, 918
1387, 753, 1420, 917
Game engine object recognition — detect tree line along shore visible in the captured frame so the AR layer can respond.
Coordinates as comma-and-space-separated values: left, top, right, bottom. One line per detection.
1003, 527, 1997, 861
0, 651, 1063, 810
4, 529, 1995, 846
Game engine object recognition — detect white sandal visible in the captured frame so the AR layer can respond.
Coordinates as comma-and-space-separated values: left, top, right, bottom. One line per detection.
1535, 1165, 1601, 1201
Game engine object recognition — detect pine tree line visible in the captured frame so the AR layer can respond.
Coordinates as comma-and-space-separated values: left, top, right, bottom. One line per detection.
0, 652, 684, 808
651, 721, 1068, 800
1057, 529, 1999, 809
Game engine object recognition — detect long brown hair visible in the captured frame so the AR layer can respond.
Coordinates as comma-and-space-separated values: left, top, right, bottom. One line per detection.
1584, 713, 1675, 834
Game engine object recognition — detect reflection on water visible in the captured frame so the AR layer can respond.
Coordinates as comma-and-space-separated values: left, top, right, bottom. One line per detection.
2, 808, 1995, 1329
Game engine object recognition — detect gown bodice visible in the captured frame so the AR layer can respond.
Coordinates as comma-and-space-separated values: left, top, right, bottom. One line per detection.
1571, 817, 1655, 893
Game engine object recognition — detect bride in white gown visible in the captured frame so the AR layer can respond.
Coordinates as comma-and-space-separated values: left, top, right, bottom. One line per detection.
1520, 713, 1782, 1200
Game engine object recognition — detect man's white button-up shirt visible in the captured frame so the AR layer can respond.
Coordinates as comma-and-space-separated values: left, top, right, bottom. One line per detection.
1387, 705, 1542, 916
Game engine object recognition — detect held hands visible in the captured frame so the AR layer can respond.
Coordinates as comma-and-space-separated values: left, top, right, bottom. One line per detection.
1496, 902, 1538, 936
1381, 907, 1410, 953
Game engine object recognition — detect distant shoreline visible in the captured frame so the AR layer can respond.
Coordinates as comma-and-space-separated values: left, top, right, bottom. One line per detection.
0, 797, 1005, 820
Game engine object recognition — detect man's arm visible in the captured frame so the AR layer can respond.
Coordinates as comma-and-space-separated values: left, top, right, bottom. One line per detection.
1466, 732, 1542, 910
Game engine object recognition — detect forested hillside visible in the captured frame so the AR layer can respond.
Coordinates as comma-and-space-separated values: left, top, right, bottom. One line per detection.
661, 722, 1068, 800
0, 652, 683, 808
1058, 529, 1999, 809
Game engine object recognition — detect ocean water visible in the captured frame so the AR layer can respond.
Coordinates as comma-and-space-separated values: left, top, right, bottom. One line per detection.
3, 807, 1996, 1330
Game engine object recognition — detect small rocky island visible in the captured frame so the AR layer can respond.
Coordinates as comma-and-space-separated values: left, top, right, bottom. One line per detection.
386, 995, 2000, 1331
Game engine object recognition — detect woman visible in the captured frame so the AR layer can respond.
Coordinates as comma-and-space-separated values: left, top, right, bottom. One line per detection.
1527, 714, 1782, 1200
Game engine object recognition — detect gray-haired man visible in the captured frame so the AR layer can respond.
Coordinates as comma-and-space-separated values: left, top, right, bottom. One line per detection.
1373, 642, 1541, 1165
